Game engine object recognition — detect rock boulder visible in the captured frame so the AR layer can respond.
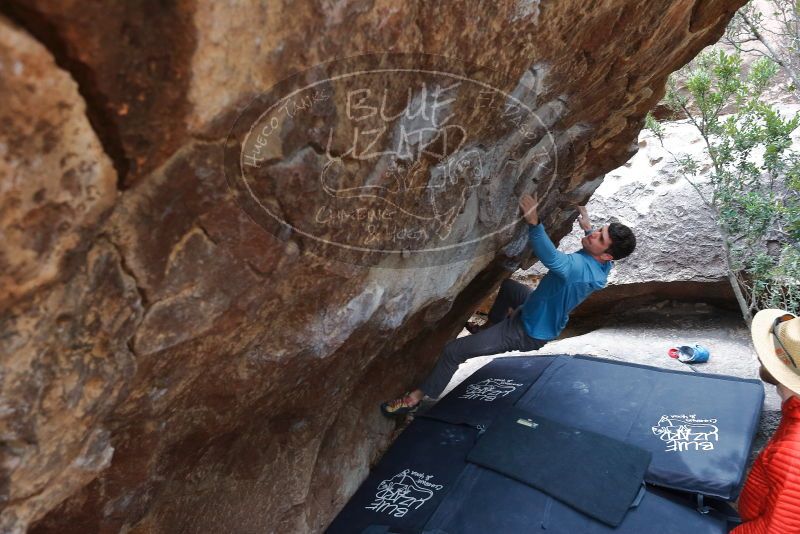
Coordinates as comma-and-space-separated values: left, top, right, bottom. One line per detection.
0, 1, 745, 532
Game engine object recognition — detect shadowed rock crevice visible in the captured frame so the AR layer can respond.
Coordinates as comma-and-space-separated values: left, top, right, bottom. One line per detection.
572, 280, 738, 318
0, 3, 130, 187
0, 0, 198, 189
100, 234, 151, 311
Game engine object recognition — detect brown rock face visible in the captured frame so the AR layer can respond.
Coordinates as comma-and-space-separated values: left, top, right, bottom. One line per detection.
0, 1, 744, 532
1, 0, 195, 187
0, 16, 117, 308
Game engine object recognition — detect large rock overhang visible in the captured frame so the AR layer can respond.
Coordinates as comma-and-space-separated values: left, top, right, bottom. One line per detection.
0, 1, 746, 532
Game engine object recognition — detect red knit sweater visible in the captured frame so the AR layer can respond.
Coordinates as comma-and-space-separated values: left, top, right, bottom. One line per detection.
734, 396, 800, 534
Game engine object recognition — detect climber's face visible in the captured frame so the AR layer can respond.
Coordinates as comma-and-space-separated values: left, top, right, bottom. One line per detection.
581, 225, 614, 261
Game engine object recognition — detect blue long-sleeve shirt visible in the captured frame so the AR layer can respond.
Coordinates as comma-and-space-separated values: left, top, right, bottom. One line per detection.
521, 224, 613, 340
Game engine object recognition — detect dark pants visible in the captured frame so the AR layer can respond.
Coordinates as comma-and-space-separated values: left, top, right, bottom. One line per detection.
418, 279, 546, 398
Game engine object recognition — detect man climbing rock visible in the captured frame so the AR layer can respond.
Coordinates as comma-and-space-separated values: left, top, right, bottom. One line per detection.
381, 193, 637, 417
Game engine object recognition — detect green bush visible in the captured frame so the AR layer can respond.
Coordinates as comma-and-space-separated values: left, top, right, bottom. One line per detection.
648, 50, 800, 321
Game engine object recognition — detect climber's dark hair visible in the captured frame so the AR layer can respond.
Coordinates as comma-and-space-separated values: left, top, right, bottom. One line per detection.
606, 222, 636, 260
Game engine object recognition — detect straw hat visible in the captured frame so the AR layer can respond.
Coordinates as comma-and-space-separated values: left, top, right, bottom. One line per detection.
751, 309, 800, 395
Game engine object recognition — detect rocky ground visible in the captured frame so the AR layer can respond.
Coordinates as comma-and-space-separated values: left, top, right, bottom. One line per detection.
442, 300, 781, 466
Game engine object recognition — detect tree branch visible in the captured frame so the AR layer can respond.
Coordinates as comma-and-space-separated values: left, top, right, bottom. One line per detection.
741, 11, 800, 93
